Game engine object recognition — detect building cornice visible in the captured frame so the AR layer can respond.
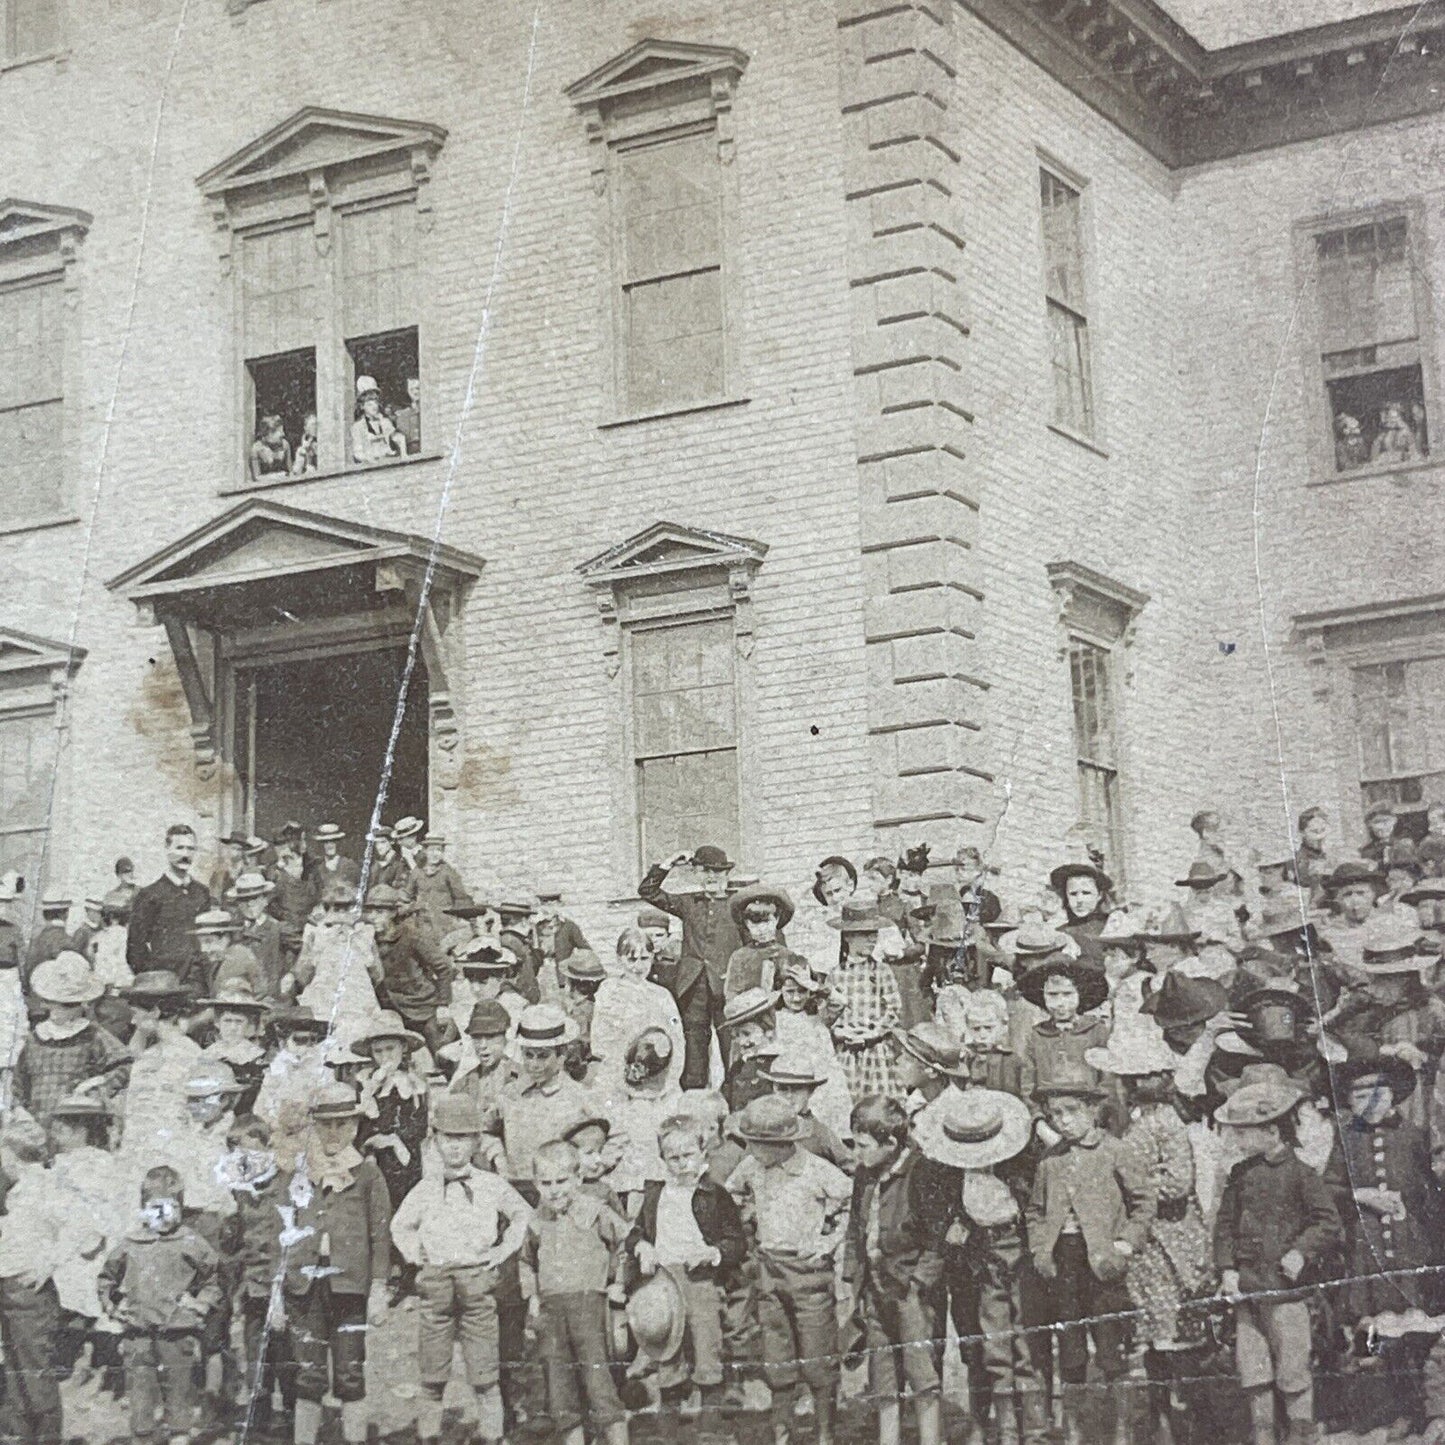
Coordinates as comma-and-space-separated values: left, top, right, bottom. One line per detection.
967, 0, 1445, 168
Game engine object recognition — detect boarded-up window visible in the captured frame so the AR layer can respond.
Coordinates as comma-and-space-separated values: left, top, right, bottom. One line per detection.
340, 203, 418, 339
1316, 217, 1428, 472
241, 224, 317, 358
0, 706, 58, 889
0, 276, 64, 520
1040, 169, 1094, 437
616, 130, 725, 415
1354, 655, 1445, 811
1070, 637, 1123, 879
5, 0, 59, 60
630, 616, 738, 866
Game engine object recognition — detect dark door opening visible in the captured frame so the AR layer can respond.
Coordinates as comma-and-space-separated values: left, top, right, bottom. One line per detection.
234, 646, 429, 845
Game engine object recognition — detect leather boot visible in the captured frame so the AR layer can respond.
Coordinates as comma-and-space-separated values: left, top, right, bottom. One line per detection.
1017, 1388, 1052, 1445
1061, 1384, 1085, 1445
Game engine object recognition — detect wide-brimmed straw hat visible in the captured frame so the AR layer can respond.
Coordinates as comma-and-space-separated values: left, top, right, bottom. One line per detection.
892, 1021, 969, 1080
1136, 903, 1202, 945
351, 1010, 425, 1055
390, 816, 425, 843
627, 1266, 688, 1365
30, 951, 102, 1006
728, 883, 795, 929
912, 1088, 1031, 1169
720, 987, 780, 1031
49, 1091, 112, 1123
758, 1050, 830, 1089
1214, 1079, 1303, 1126
997, 922, 1075, 962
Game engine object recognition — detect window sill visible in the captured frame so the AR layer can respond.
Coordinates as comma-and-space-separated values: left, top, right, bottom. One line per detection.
599, 396, 751, 430
1308, 456, 1438, 489
0, 513, 79, 539
219, 451, 443, 496
1, 50, 66, 74
1047, 422, 1109, 458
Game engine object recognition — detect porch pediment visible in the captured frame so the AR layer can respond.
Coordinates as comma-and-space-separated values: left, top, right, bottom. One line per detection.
196, 106, 447, 198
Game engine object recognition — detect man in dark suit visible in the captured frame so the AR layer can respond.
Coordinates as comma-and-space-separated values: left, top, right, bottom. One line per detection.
638, 845, 741, 1088
125, 823, 213, 996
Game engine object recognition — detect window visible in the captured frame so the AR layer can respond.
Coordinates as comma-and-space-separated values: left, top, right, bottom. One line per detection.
1353, 655, 1445, 812
198, 108, 445, 485
631, 616, 739, 866
0, 705, 59, 886
1314, 216, 1429, 473
567, 40, 748, 422
4, 0, 59, 63
1040, 168, 1094, 437
0, 276, 64, 519
616, 131, 725, 415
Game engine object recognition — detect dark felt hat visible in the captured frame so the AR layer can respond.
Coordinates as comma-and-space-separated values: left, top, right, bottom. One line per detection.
1015, 957, 1108, 1014
1048, 861, 1114, 897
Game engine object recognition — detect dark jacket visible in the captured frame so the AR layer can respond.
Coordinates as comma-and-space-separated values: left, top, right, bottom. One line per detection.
126, 874, 213, 989
283, 1157, 391, 1297
845, 1148, 949, 1296
1027, 1132, 1156, 1283
237, 915, 286, 1001
1214, 1145, 1343, 1296
219, 1173, 288, 1299
632, 1176, 748, 1281
638, 865, 740, 1000
100, 1225, 221, 1332
376, 918, 453, 1022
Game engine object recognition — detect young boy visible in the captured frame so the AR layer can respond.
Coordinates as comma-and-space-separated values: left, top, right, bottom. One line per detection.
522, 1138, 632, 1445
198, 979, 269, 1117
282, 1081, 391, 1445
724, 884, 794, 998
1215, 1078, 1344, 1445
1026, 1072, 1156, 1445
561, 1113, 626, 1213
720, 986, 782, 1112
438, 997, 517, 1135
391, 1094, 532, 1445
217, 1115, 293, 1435
759, 1048, 853, 1169
100, 1165, 222, 1445
631, 1114, 748, 1414
846, 1094, 947, 1445
727, 1093, 851, 1445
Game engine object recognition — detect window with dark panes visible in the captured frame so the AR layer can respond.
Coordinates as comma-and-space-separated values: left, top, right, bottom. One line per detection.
616, 129, 725, 416
1070, 637, 1124, 880
241, 225, 317, 477
1040, 168, 1094, 437
0, 706, 58, 890
0, 276, 65, 522
5, 0, 59, 62
1316, 217, 1428, 472
630, 616, 739, 867
1353, 656, 1445, 812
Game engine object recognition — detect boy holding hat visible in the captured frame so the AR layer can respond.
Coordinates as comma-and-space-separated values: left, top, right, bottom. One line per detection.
13, 952, 129, 1123
726, 1093, 851, 1445
1026, 1068, 1156, 1445
283, 1081, 392, 1445
1214, 1077, 1343, 1445
391, 1093, 532, 1445
719, 986, 782, 1112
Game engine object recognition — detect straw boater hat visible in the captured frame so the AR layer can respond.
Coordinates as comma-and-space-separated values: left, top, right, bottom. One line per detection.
1220, 1062, 1307, 1100
728, 883, 795, 930
892, 1020, 970, 1081
1335, 1053, 1417, 1105
1321, 859, 1387, 896
515, 1003, 579, 1049
1084, 1030, 1180, 1076
40, 891, 72, 913
309, 1080, 364, 1120
1213, 1078, 1302, 1127
1359, 914, 1436, 975
421, 834, 447, 848
1015, 955, 1109, 1014
30, 951, 103, 1006
758, 1049, 830, 1089
199, 979, 269, 1015
1176, 859, 1232, 889
627, 1266, 688, 1366
1048, 861, 1113, 898
121, 970, 191, 1004
225, 871, 274, 902
240, 837, 269, 859
390, 816, 425, 843
351, 1010, 425, 1055
997, 921, 1076, 963
314, 824, 346, 844
912, 1087, 1031, 1170
185, 1061, 245, 1099
720, 987, 780, 1031
191, 909, 239, 937
734, 1093, 804, 1143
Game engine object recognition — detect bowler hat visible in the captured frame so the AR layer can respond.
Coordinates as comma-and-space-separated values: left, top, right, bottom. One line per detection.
1049, 861, 1114, 897
431, 1093, 483, 1135
892, 1021, 969, 1080
352, 1010, 425, 1055
912, 1088, 1031, 1170
1321, 860, 1386, 895
30, 951, 102, 1006
720, 987, 780, 1031
1336, 1054, 1417, 1105
121, 970, 191, 1003
728, 883, 795, 930
309, 1081, 364, 1120
199, 979, 269, 1014
734, 1094, 804, 1143
626, 1267, 688, 1365
225, 871, 274, 902
1015, 957, 1108, 1014
465, 999, 512, 1037
689, 845, 733, 871
1139, 972, 1229, 1028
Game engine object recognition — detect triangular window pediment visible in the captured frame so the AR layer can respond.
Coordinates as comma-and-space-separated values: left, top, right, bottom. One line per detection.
0, 628, 85, 678
0, 199, 92, 248
579, 521, 766, 588
566, 39, 749, 109
197, 107, 447, 199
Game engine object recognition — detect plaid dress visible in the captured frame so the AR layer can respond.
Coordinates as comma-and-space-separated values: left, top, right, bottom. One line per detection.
829, 958, 902, 1102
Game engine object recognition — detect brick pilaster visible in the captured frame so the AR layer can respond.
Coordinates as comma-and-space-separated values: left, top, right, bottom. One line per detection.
840, 0, 992, 851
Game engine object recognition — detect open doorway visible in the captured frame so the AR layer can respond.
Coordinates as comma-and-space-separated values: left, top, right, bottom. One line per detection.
233, 646, 428, 845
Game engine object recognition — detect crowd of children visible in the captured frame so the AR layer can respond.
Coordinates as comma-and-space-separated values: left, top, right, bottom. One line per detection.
2, 804, 1445, 1445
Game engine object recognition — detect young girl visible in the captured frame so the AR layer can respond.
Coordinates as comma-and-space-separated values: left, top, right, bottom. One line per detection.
590, 928, 685, 1096
198, 980, 270, 1118
606, 1028, 684, 1208
354, 1011, 430, 1214
829, 902, 903, 1102
293, 881, 384, 1045
724, 885, 794, 998
250, 413, 292, 480
772, 955, 852, 1137
291, 412, 319, 474
1048, 861, 1116, 946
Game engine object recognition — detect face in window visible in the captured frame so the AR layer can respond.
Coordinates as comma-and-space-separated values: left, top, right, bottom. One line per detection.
406, 378, 420, 405
362, 394, 382, 419
1368, 811, 1398, 843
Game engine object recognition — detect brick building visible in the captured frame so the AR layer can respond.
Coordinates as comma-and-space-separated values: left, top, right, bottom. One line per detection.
0, 0, 1438, 936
